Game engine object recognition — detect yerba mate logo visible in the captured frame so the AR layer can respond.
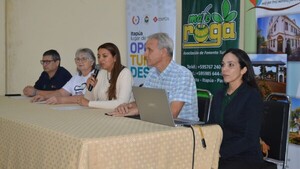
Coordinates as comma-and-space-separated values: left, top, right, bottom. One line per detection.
183, 0, 237, 48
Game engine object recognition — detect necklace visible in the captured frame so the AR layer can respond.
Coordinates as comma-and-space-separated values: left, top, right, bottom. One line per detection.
107, 72, 111, 83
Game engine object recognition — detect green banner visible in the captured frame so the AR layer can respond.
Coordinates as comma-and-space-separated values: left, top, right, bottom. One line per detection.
182, 0, 240, 94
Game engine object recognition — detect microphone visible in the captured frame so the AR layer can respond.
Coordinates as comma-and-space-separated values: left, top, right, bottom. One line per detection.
88, 65, 100, 91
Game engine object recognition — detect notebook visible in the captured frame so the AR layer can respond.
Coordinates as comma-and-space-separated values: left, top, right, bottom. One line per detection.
132, 86, 204, 127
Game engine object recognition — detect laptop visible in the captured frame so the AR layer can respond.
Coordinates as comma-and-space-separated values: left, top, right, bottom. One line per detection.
132, 86, 204, 127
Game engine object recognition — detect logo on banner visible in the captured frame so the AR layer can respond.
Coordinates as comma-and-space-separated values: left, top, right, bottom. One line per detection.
153, 16, 170, 23
144, 16, 149, 24
132, 16, 140, 25
182, 0, 237, 48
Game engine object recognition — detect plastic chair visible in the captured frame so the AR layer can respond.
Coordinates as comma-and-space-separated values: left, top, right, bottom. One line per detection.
197, 89, 213, 122
260, 93, 291, 169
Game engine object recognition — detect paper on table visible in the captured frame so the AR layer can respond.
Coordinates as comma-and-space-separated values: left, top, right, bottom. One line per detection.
51, 105, 87, 111
7, 96, 28, 99
34, 101, 47, 104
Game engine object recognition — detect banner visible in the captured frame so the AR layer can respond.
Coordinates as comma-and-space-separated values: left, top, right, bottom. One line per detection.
252, 1, 300, 168
126, 0, 176, 86
253, 0, 300, 97
181, 0, 240, 94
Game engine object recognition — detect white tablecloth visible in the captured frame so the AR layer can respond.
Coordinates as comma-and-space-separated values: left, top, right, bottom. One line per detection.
0, 96, 222, 169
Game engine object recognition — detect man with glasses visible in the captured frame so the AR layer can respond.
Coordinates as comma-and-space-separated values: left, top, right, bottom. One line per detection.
23, 49, 72, 97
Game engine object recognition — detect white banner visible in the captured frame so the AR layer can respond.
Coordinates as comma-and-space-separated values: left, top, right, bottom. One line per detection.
126, 0, 176, 86
255, 0, 300, 18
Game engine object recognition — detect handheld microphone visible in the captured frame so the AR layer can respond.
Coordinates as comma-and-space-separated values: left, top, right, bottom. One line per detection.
88, 65, 100, 91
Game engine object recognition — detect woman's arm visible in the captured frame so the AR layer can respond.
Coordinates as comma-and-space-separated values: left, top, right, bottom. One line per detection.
45, 95, 83, 104
88, 68, 133, 109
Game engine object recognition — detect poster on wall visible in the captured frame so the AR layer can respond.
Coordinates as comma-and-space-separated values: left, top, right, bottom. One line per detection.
249, 54, 287, 98
126, 0, 176, 86
251, 1, 300, 168
257, 14, 300, 62
290, 98, 300, 146
253, 0, 300, 97
181, 0, 240, 94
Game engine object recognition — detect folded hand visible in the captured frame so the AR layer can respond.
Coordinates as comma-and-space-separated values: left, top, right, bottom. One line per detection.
107, 103, 139, 117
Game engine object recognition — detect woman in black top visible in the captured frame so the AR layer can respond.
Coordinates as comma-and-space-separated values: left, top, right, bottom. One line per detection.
209, 48, 264, 169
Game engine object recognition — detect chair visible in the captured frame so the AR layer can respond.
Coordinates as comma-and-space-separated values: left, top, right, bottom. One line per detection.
260, 93, 291, 169
197, 89, 213, 122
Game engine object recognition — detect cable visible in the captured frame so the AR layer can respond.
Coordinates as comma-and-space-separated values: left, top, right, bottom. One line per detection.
195, 125, 207, 149
187, 125, 196, 169
183, 124, 207, 169
191, 126, 196, 169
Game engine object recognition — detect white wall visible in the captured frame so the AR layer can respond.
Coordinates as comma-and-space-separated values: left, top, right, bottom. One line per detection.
0, 0, 5, 95
5, 0, 127, 94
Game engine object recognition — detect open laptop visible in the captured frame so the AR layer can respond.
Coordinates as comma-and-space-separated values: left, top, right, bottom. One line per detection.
132, 86, 204, 127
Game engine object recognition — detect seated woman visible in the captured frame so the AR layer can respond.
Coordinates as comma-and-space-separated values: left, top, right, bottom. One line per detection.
208, 48, 264, 169
31, 48, 96, 104
78, 43, 134, 109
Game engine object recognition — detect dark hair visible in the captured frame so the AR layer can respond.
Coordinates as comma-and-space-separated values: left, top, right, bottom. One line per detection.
223, 48, 259, 90
98, 43, 124, 100
43, 49, 61, 66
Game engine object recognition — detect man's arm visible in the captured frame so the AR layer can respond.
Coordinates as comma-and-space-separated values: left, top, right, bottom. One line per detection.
23, 86, 36, 97
170, 101, 185, 118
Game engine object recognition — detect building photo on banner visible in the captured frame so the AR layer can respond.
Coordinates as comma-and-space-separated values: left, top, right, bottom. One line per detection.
249, 54, 287, 98
253, 0, 300, 168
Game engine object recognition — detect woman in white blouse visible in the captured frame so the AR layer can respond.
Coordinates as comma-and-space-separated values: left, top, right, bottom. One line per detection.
79, 42, 134, 109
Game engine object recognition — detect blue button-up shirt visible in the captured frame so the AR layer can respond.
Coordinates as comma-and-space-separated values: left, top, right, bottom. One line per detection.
144, 60, 198, 121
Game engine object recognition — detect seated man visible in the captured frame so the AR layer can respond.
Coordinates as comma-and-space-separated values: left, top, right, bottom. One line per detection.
31, 48, 96, 104
23, 49, 72, 97
109, 32, 198, 121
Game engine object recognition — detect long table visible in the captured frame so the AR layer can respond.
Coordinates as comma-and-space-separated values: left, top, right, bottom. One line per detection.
0, 96, 222, 169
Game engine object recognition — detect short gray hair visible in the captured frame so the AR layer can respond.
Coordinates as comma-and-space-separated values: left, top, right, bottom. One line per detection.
75, 48, 96, 75
147, 32, 174, 57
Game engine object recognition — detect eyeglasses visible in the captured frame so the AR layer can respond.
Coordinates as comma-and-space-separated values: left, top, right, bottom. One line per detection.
75, 57, 89, 63
40, 60, 55, 65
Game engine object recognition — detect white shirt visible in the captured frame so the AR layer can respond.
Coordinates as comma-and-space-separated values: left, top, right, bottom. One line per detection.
84, 68, 134, 109
63, 72, 93, 95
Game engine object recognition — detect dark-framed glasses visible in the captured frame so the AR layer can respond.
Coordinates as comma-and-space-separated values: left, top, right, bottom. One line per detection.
40, 60, 55, 65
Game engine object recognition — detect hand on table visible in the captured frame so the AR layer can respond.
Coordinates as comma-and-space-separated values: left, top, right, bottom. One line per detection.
107, 102, 139, 117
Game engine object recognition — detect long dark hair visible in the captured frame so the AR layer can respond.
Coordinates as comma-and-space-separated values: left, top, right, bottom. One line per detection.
98, 43, 124, 100
223, 48, 259, 90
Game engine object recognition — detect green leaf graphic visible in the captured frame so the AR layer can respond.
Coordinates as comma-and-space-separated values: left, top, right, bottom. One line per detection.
222, 0, 231, 18
212, 13, 223, 23
224, 11, 237, 22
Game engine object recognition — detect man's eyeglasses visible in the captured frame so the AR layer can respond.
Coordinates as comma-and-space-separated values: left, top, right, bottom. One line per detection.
75, 57, 89, 63
40, 60, 55, 65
